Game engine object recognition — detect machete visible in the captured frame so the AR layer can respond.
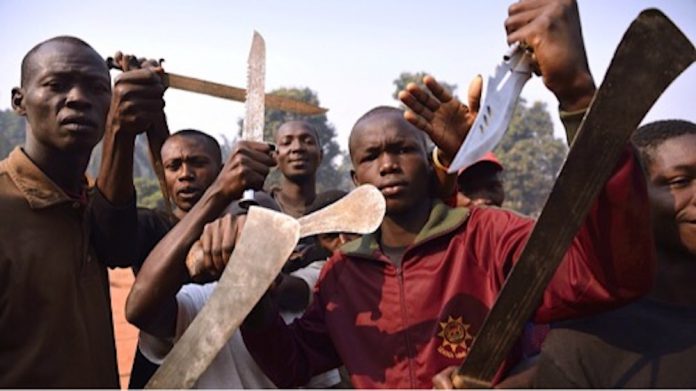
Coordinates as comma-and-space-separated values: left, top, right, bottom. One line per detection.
146, 207, 300, 388
185, 184, 386, 278
452, 9, 695, 388
107, 57, 327, 116
164, 73, 328, 116
239, 31, 267, 205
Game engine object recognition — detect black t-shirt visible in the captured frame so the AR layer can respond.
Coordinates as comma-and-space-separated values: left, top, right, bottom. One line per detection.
534, 298, 696, 388
132, 208, 178, 274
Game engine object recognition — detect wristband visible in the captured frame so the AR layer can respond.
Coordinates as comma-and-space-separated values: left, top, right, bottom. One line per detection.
431, 147, 451, 172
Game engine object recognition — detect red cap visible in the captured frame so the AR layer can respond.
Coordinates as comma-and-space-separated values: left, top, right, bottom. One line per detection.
459, 151, 503, 175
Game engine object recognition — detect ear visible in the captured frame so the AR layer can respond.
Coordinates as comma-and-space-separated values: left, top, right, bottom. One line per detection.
318, 147, 324, 164
351, 169, 359, 187
11, 87, 26, 116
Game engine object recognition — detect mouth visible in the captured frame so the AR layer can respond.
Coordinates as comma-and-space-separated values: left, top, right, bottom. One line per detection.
378, 181, 408, 197
176, 187, 201, 200
60, 116, 97, 131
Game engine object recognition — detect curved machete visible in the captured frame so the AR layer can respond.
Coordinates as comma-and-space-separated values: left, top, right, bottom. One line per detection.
146, 207, 300, 388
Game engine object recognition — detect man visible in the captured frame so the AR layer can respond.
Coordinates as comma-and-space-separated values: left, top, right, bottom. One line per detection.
127, 129, 225, 387
266, 120, 343, 388
125, 131, 278, 388
0, 36, 165, 387
456, 151, 505, 207
237, 0, 654, 388
533, 120, 696, 388
269, 120, 324, 218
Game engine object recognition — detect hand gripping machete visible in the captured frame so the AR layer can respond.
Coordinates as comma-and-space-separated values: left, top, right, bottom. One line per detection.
145, 207, 300, 388
185, 184, 386, 277
451, 9, 695, 388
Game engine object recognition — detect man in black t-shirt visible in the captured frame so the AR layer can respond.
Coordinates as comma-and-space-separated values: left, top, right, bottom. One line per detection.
534, 120, 696, 388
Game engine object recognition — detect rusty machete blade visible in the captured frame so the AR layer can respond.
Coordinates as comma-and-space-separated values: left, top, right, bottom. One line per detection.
146, 207, 300, 389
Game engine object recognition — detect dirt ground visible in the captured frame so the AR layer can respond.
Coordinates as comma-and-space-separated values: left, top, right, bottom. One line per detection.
109, 268, 138, 389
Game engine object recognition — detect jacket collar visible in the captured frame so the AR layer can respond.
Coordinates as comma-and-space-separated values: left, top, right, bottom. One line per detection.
5, 147, 81, 209
340, 199, 470, 260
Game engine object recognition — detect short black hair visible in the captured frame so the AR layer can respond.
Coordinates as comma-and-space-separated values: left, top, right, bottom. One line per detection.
169, 129, 222, 165
632, 119, 696, 165
21, 36, 98, 87
348, 105, 427, 158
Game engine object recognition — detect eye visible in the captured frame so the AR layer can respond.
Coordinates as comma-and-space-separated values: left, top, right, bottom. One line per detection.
667, 176, 691, 189
165, 161, 181, 171
45, 80, 67, 91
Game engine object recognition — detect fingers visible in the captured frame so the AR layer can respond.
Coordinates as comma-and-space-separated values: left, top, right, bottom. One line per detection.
200, 220, 216, 277
467, 75, 483, 114
432, 365, 457, 389
218, 141, 277, 198
399, 89, 435, 122
423, 75, 453, 104
403, 110, 433, 134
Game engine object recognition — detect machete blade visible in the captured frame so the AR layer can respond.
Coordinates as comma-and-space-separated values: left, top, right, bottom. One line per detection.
185, 184, 386, 278
297, 184, 385, 237
146, 207, 300, 388
453, 8, 695, 388
243, 31, 266, 142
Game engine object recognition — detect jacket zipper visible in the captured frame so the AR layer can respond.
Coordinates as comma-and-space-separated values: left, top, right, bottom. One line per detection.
396, 265, 416, 387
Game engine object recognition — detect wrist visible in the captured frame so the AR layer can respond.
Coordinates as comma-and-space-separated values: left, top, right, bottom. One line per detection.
553, 71, 596, 112
432, 147, 452, 172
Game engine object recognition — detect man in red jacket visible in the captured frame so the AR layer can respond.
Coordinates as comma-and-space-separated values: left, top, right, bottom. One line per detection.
236, 0, 654, 388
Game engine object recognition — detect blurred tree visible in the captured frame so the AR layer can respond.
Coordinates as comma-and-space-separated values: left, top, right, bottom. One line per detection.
494, 99, 567, 217
0, 109, 26, 159
134, 176, 163, 209
392, 71, 458, 102
238, 87, 351, 192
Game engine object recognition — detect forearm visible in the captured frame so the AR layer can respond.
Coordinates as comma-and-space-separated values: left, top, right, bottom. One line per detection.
535, 146, 654, 322
126, 183, 233, 337
96, 126, 137, 205
89, 186, 137, 267
242, 295, 340, 388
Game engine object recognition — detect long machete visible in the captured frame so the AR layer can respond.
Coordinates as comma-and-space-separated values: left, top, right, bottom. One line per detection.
146, 207, 300, 388
165, 73, 328, 115
185, 184, 386, 277
452, 9, 695, 388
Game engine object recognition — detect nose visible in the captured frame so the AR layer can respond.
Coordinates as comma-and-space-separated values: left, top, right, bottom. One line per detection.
289, 138, 307, 153
378, 153, 400, 176
177, 163, 195, 181
65, 85, 91, 110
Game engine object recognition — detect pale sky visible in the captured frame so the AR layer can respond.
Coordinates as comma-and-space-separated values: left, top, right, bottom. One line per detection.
1, 0, 694, 152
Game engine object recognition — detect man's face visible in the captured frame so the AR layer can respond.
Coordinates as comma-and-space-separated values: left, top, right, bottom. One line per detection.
162, 136, 221, 215
274, 122, 322, 180
457, 163, 505, 207
646, 133, 696, 257
350, 113, 430, 215
13, 41, 111, 154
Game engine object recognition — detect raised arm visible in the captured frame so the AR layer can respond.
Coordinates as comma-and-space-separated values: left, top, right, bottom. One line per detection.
126, 141, 275, 338
91, 58, 166, 267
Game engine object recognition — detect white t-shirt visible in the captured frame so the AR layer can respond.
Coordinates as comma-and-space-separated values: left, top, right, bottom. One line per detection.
139, 282, 277, 389
281, 260, 342, 388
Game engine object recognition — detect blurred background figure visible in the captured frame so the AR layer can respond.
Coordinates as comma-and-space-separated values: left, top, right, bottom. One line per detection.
456, 151, 505, 207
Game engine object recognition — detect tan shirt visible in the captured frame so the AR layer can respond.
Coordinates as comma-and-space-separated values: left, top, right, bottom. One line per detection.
0, 147, 133, 387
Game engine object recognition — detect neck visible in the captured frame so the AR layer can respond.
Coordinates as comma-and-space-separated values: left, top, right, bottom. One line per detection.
649, 247, 696, 306
380, 199, 432, 248
23, 142, 91, 196
277, 175, 316, 217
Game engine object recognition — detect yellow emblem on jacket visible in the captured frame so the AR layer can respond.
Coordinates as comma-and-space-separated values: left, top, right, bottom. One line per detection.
437, 316, 473, 359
